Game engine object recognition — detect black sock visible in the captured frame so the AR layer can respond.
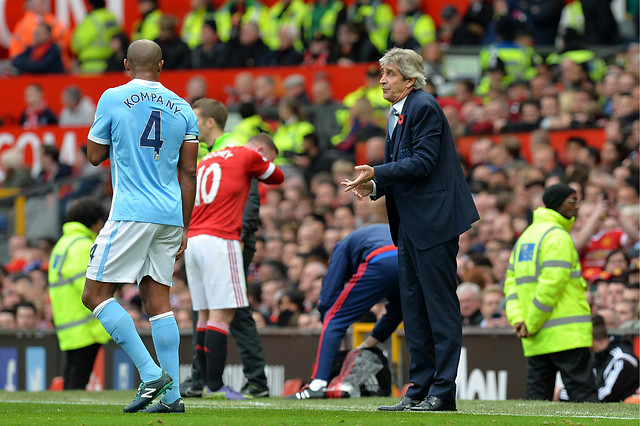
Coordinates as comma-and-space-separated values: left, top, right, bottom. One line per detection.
205, 324, 228, 391
195, 325, 207, 389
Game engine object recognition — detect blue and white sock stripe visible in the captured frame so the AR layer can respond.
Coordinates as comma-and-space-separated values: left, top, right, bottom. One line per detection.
92, 297, 116, 317
149, 311, 174, 323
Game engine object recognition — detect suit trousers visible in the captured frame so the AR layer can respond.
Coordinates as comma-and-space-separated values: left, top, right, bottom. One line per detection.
63, 343, 102, 390
525, 347, 597, 402
398, 230, 461, 403
190, 246, 268, 391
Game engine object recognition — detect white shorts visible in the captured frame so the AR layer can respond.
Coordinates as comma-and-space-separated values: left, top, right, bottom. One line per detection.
185, 234, 249, 311
86, 221, 182, 286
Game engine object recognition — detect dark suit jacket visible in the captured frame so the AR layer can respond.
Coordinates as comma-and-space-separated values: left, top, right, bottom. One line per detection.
373, 89, 479, 250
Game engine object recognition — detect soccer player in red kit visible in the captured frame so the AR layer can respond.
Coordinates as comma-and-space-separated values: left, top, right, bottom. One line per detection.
185, 134, 284, 399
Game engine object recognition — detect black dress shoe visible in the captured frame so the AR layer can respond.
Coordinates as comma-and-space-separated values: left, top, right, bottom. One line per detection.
409, 395, 457, 412
378, 396, 422, 411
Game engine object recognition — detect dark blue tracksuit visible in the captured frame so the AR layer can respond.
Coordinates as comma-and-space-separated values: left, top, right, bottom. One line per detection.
312, 224, 402, 381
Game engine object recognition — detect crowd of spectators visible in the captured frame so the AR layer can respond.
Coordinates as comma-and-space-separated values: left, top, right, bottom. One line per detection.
0, 0, 638, 338
2, 0, 638, 76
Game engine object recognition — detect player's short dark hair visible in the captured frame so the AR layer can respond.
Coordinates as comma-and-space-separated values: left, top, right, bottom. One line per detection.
66, 197, 106, 229
193, 98, 227, 129
247, 133, 278, 156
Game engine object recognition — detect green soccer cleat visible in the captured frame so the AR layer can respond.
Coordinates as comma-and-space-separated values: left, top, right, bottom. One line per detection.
123, 371, 173, 413
241, 383, 270, 398
202, 385, 250, 400
141, 398, 185, 413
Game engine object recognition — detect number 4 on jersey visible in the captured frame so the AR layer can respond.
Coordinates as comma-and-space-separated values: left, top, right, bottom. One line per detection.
140, 110, 164, 160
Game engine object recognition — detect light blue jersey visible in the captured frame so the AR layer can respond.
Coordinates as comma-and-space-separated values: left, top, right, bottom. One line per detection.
89, 79, 199, 226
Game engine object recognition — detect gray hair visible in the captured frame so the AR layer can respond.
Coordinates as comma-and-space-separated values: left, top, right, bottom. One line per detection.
456, 282, 482, 299
379, 48, 426, 90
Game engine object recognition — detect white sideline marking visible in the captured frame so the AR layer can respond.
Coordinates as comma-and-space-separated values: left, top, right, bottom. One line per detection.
0, 400, 637, 420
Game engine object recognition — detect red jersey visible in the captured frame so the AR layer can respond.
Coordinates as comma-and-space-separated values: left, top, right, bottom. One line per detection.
189, 146, 284, 240
580, 229, 628, 280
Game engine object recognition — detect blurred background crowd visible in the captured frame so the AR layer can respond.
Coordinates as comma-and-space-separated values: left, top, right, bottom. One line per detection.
0, 0, 638, 336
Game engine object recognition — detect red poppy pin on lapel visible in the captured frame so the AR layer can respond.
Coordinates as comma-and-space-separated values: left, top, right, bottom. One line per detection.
397, 114, 404, 125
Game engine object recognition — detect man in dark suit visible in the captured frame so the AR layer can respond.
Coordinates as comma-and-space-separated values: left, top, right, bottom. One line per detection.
343, 48, 479, 412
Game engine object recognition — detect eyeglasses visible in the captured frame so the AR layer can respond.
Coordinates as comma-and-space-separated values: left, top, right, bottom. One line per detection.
565, 198, 579, 205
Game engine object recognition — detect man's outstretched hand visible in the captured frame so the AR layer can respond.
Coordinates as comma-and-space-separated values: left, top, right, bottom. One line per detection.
342, 165, 375, 200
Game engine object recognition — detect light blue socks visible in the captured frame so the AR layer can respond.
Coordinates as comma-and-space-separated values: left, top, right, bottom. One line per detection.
93, 298, 162, 383
150, 312, 181, 403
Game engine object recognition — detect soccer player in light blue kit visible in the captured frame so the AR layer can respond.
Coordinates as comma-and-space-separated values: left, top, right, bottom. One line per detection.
81, 40, 199, 414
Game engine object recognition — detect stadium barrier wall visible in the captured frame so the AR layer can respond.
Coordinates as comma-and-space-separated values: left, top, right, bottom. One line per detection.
0, 328, 527, 398
2, 327, 636, 397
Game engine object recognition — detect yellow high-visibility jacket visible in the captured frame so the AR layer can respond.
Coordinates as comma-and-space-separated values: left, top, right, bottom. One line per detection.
49, 222, 111, 351
504, 207, 592, 357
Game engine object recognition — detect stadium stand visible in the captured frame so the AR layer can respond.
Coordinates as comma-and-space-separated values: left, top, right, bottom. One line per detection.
0, 0, 637, 399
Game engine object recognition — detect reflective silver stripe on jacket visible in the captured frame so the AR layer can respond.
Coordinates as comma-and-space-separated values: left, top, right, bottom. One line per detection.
533, 297, 553, 313
50, 236, 90, 288
540, 315, 591, 330
49, 271, 87, 288
507, 263, 514, 271
56, 314, 94, 331
533, 226, 562, 278
540, 260, 572, 269
516, 276, 537, 285
505, 293, 518, 302
516, 226, 578, 285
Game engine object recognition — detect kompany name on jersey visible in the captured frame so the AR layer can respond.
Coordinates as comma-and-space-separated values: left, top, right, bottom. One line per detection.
122, 91, 182, 114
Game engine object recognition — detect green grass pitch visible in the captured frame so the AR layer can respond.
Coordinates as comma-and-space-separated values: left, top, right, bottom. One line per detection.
0, 391, 638, 425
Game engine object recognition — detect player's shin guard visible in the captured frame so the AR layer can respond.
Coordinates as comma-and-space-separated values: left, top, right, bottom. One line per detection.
93, 298, 161, 382
150, 312, 181, 403
205, 321, 229, 391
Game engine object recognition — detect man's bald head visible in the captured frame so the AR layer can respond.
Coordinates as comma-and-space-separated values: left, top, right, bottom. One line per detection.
126, 39, 163, 73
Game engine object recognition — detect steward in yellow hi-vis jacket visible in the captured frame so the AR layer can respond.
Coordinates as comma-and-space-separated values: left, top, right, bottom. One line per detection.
49, 197, 110, 390
71, 1, 121, 73
504, 183, 597, 402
